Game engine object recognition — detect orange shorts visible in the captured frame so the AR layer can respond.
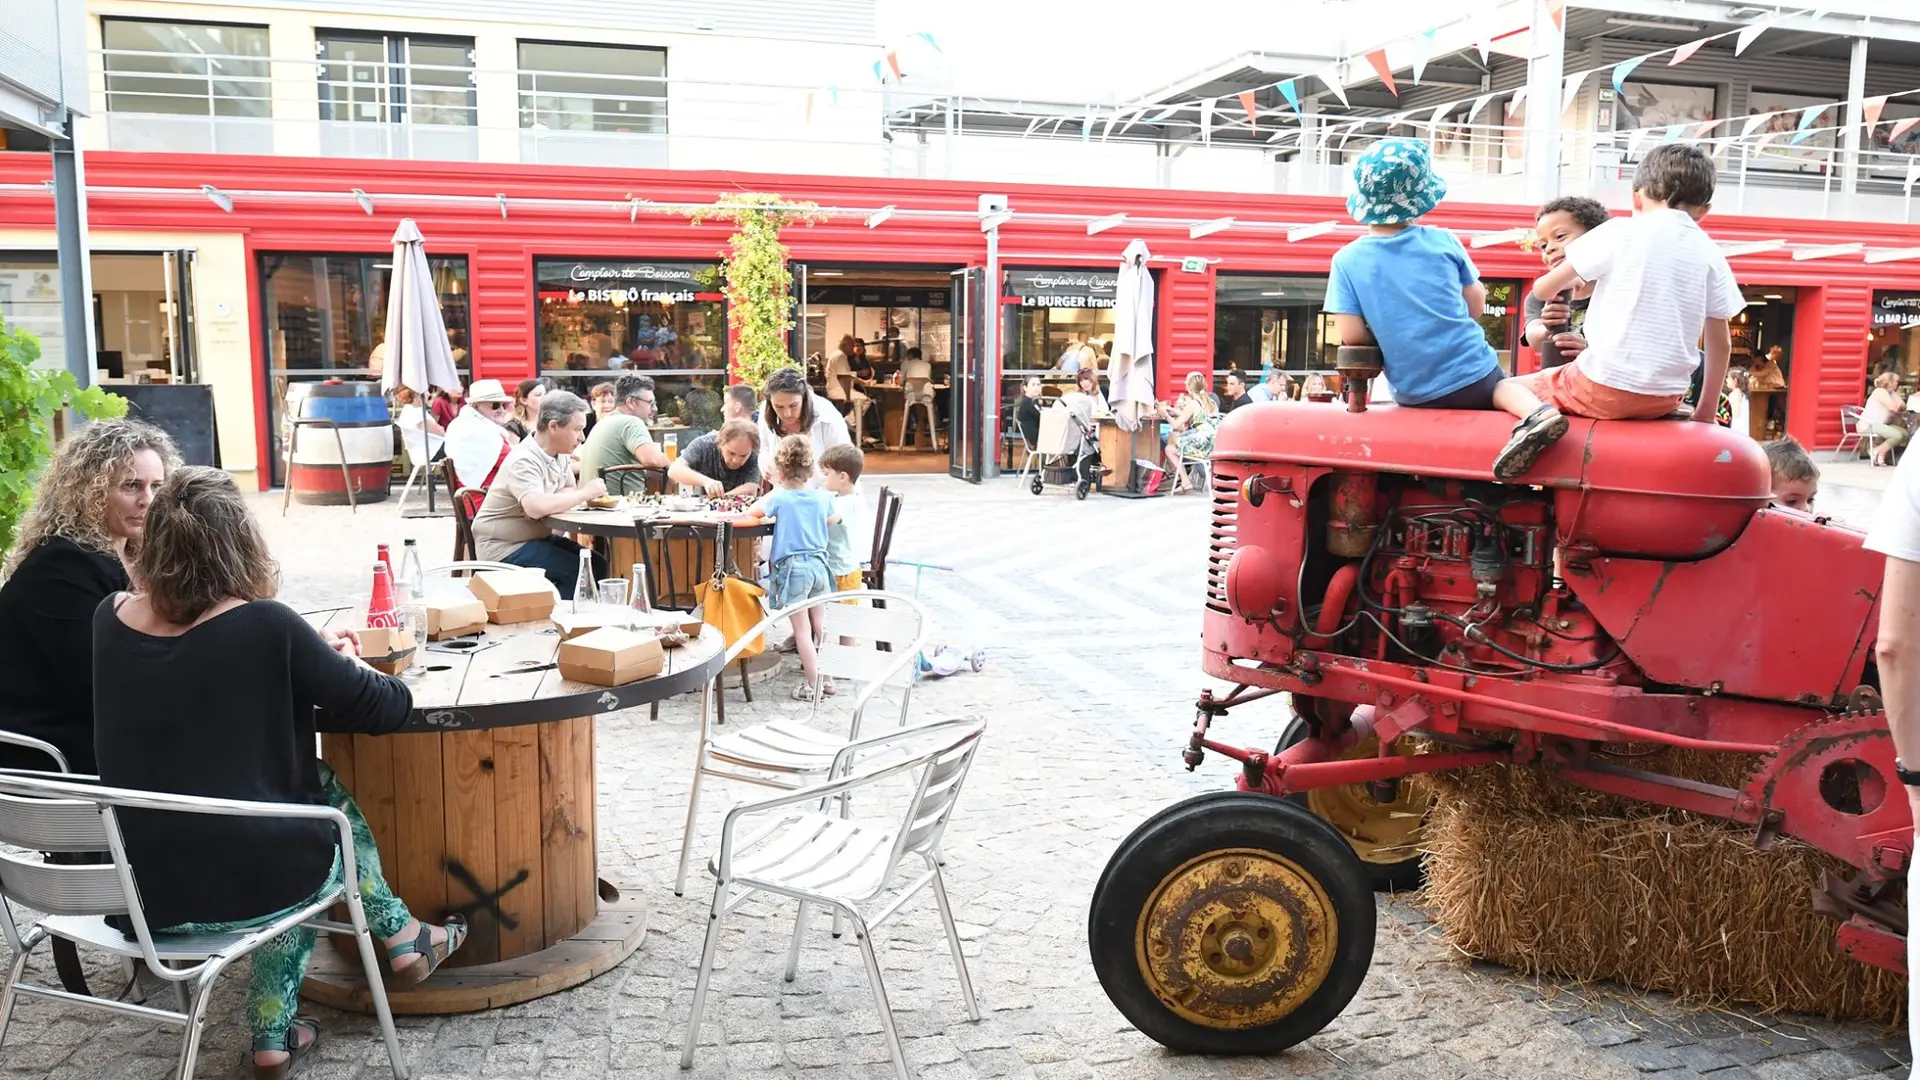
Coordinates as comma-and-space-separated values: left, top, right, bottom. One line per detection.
1510, 363, 1683, 421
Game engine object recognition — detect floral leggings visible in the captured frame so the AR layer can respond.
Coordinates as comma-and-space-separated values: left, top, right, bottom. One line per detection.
162, 764, 413, 1047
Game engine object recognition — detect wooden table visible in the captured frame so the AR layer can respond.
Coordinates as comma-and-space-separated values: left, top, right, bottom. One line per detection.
295, 604, 726, 1015
1097, 416, 1160, 496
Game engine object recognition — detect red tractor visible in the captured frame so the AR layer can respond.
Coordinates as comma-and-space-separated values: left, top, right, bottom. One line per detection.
1088, 351, 1907, 1055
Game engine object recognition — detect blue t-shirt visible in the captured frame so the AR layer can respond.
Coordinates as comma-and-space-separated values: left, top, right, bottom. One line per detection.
1325, 226, 1502, 405
763, 487, 834, 564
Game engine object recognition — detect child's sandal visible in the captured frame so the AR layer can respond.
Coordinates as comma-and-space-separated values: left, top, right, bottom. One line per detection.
387, 915, 468, 986
252, 1016, 319, 1080
1492, 405, 1569, 483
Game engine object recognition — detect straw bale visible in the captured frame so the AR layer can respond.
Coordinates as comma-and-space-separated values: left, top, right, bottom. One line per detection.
1420, 756, 1906, 1022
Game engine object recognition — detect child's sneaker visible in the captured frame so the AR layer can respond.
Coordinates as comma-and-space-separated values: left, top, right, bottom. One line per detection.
1492, 406, 1568, 482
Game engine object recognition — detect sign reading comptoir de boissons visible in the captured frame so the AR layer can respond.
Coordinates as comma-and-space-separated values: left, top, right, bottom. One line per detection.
1875, 291, 1920, 328
1007, 269, 1118, 309
534, 260, 713, 305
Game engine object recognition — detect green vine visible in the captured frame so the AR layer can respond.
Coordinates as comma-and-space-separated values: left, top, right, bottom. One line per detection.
0, 327, 128, 557
687, 193, 825, 390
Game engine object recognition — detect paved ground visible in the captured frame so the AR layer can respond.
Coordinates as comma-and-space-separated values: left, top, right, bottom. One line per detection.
0, 462, 1908, 1079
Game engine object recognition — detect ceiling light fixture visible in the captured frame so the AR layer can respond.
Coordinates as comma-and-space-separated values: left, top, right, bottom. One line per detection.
1605, 17, 1705, 30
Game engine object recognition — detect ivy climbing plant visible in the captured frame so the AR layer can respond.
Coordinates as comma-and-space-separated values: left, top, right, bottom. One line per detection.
687, 193, 825, 391
0, 327, 128, 560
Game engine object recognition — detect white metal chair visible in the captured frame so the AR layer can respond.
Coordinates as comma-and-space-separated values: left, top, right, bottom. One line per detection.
393, 422, 444, 516
422, 559, 522, 579
674, 589, 931, 897
1836, 404, 1872, 460
0, 730, 68, 774
0, 773, 408, 1080
681, 717, 986, 1080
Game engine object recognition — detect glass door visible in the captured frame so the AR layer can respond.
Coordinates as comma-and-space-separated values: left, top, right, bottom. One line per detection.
948, 267, 987, 483
163, 249, 199, 383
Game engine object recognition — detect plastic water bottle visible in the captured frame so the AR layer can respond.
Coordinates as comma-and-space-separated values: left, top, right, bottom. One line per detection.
573, 546, 595, 613
396, 539, 424, 605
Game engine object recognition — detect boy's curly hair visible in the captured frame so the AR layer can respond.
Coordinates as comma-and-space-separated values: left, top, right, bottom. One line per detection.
773, 433, 814, 484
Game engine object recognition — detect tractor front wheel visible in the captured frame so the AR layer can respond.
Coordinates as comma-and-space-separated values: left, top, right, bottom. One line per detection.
1277, 714, 1433, 893
1088, 793, 1375, 1055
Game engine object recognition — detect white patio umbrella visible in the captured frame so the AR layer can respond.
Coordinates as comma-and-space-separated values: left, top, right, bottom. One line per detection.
1106, 238, 1156, 431
379, 218, 462, 397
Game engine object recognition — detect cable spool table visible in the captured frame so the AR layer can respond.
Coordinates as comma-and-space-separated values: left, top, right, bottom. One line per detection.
295, 605, 725, 1015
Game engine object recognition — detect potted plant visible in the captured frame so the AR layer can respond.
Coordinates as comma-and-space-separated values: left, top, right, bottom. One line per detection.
0, 327, 128, 560
688, 193, 824, 390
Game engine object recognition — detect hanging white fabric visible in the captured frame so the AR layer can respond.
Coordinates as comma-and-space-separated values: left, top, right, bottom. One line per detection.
1106, 238, 1157, 431
380, 218, 462, 397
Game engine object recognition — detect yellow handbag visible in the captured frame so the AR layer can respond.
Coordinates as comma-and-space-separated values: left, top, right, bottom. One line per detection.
694, 522, 767, 657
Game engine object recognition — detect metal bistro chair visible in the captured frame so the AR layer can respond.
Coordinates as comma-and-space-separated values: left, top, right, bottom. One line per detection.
1836, 404, 1872, 460
599, 463, 669, 498
862, 488, 904, 593
674, 589, 931, 897
681, 717, 986, 1080
393, 423, 444, 516
282, 417, 358, 517
0, 773, 408, 1080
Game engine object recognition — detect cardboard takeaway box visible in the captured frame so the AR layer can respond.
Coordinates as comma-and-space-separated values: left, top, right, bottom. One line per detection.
550, 609, 627, 640
468, 570, 557, 625
356, 625, 416, 676
557, 627, 665, 686
423, 594, 488, 639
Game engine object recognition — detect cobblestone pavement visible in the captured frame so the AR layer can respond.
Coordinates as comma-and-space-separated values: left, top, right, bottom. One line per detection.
0, 473, 1905, 1079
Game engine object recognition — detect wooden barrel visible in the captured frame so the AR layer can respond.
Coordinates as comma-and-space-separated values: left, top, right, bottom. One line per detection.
319, 717, 597, 968
290, 381, 392, 505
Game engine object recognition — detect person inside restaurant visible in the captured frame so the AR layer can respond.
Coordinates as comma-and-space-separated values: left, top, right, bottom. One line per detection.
824, 335, 877, 448
897, 346, 942, 451
724, 384, 758, 424
1749, 344, 1788, 391
0, 419, 175, 773
668, 418, 763, 496
758, 366, 852, 487
1058, 331, 1099, 374
444, 379, 518, 514
93, 467, 467, 1078
578, 373, 668, 494
472, 391, 608, 595
505, 377, 552, 441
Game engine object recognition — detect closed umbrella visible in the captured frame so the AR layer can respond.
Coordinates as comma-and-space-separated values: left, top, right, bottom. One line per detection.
1106, 238, 1156, 430
379, 218, 461, 397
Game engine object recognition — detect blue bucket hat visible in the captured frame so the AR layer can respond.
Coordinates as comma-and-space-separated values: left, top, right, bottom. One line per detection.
1347, 138, 1449, 225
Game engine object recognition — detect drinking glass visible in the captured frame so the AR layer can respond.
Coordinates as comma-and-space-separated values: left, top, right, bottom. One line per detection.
597, 579, 630, 626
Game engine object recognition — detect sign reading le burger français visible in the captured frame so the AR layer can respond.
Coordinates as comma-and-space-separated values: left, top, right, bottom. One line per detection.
535, 260, 715, 305
1875, 291, 1920, 328
1007, 269, 1118, 309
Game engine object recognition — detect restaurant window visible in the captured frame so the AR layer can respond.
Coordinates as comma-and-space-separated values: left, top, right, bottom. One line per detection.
1213, 275, 1338, 393
317, 31, 475, 128
1479, 280, 1520, 373
1871, 290, 1920, 381
102, 19, 270, 117
0, 257, 65, 371
1000, 268, 1119, 414
517, 41, 667, 134
535, 260, 727, 433
259, 253, 471, 483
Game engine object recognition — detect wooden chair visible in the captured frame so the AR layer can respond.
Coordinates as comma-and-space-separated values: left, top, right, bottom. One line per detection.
863, 487, 904, 592
600, 464, 669, 497
441, 459, 480, 563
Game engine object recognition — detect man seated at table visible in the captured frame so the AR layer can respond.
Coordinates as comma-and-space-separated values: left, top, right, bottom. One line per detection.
578, 373, 669, 495
473, 390, 607, 597
724, 384, 757, 423
444, 378, 518, 515
669, 419, 763, 497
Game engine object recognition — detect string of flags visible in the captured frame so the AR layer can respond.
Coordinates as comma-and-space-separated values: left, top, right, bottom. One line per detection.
805, 30, 943, 124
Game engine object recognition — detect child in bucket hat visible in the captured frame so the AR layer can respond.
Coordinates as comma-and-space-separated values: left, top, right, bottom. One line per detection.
1325, 139, 1506, 417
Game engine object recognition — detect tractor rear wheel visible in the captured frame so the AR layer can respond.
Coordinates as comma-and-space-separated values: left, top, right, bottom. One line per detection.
1277, 714, 1433, 892
1088, 793, 1374, 1055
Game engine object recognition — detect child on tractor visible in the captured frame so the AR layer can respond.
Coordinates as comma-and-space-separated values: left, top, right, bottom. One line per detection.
1763, 435, 1820, 512
1490, 144, 1747, 482
1324, 139, 1508, 411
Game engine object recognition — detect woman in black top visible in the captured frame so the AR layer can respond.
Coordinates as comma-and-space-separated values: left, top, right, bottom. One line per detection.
504, 376, 553, 441
0, 419, 175, 773
94, 467, 467, 1079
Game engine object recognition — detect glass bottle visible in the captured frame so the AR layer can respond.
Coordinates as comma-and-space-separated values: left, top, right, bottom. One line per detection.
397, 538, 425, 605
629, 564, 653, 614
574, 545, 595, 613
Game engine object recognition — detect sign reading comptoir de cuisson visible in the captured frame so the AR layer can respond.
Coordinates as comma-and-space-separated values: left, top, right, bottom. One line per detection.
1875, 291, 1920, 328
535, 260, 717, 305
1007, 269, 1118, 309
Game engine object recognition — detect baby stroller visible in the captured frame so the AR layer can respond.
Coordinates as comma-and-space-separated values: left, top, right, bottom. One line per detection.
1023, 393, 1105, 500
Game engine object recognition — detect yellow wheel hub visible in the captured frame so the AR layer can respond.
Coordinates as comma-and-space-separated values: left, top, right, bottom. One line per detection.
1306, 736, 1433, 866
1133, 847, 1337, 1030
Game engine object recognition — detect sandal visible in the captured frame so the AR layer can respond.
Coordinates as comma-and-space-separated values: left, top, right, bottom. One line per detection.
252, 1016, 319, 1080
1492, 405, 1569, 483
791, 679, 822, 701
387, 915, 467, 986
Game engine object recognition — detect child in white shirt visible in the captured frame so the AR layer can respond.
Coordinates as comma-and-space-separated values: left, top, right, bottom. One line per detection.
1489, 144, 1746, 482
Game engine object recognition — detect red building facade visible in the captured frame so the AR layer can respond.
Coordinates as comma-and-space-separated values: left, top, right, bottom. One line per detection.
2, 151, 1914, 486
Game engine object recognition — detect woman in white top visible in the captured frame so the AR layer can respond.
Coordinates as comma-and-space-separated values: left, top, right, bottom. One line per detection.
1861, 370, 1908, 466
757, 365, 852, 488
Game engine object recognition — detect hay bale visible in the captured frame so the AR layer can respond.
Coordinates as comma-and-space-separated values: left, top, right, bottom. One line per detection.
1420, 758, 1906, 1022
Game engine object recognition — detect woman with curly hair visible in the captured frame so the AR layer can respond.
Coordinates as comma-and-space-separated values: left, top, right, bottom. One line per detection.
0, 419, 177, 772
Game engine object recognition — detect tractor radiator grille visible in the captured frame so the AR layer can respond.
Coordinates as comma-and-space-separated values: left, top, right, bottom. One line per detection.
1206, 469, 1239, 615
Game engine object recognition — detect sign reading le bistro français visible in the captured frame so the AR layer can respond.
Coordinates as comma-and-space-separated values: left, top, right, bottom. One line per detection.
535, 260, 714, 305
1007, 269, 1118, 309
1875, 291, 1920, 328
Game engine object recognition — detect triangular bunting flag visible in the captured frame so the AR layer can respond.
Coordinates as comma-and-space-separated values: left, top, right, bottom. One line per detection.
886, 52, 903, 81
1365, 49, 1398, 96
1865, 95, 1889, 127
1735, 23, 1768, 55
1626, 128, 1648, 155
1561, 71, 1585, 114
1791, 103, 1823, 144
804, 92, 814, 125
911, 31, 942, 52
1200, 97, 1215, 144
872, 60, 884, 83
1413, 29, 1436, 85
1510, 86, 1528, 111
1546, 0, 1565, 31
1428, 102, 1450, 127
1021, 118, 1042, 139
1081, 114, 1093, 142
1466, 93, 1493, 125
1118, 107, 1148, 136
1321, 65, 1349, 107
1148, 105, 1181, 123
1669, 38, 1708, 66
1238, 91, 1259, 131
1472, 13, 1491, 63
1740, 112, 1771, 137
1891, 117, 1920, 143
1278, 79, 1301, 114
1694, 117, 1728, 137
1662, 123, 1686, 143
1754, 130, 1784, 152
1612, 56, 1645, 94
1907, 156, 1920, 192
827, 85, 840, 106
1102, 112, 1119, 141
